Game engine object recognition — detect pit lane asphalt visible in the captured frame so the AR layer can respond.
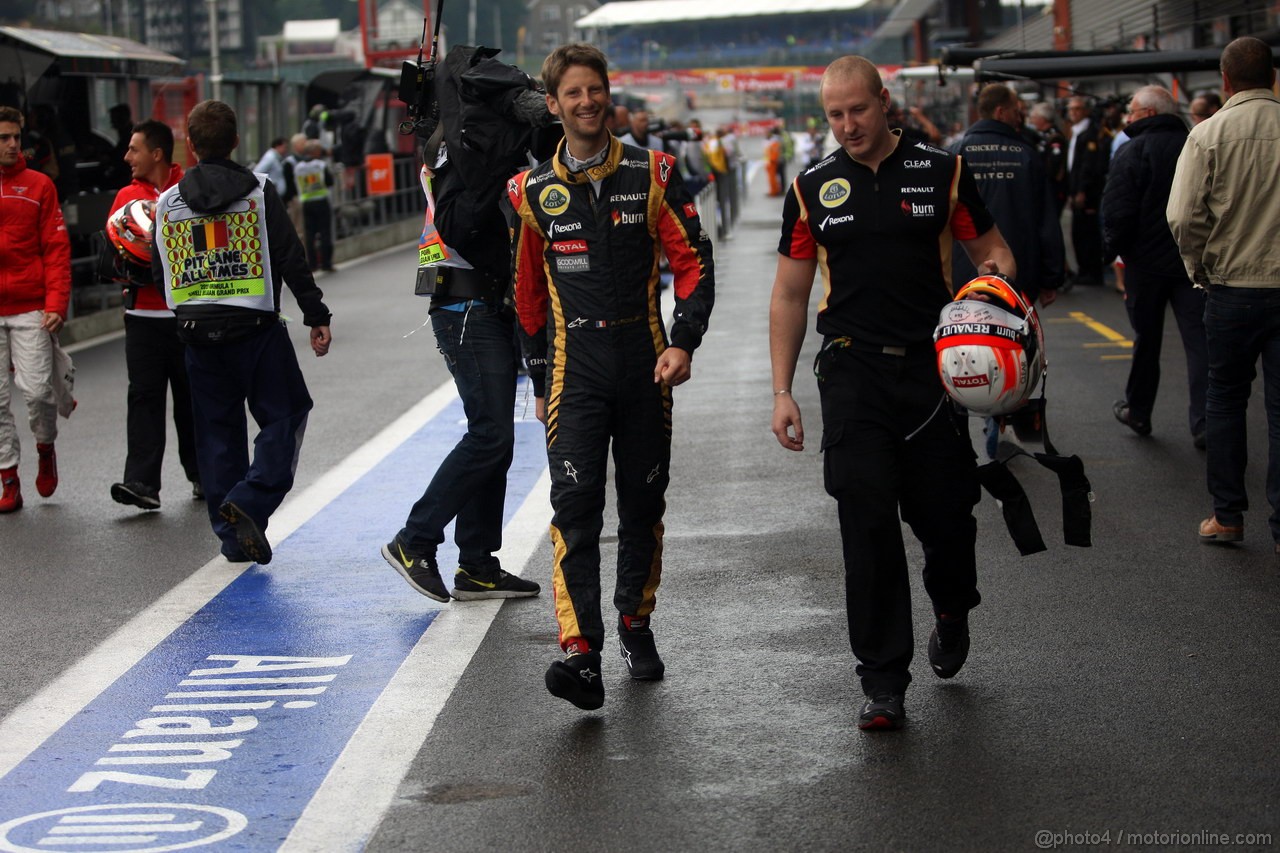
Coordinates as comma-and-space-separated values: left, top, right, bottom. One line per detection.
2, 184, 1277, 851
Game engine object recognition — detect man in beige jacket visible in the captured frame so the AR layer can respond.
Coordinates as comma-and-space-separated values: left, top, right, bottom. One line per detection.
1167, 36, 1280, 554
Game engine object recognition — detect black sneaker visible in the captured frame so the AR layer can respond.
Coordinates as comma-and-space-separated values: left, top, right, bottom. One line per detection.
617, 618, 665, 680
451, 565, 541, 600
928, 612, 971, 679
858, 693, 905, 731
111, 481, 161, 511
218, 501, 272, 565
545, 651, 605, 710
191, 479, 205, 500
381, 535, 450, 602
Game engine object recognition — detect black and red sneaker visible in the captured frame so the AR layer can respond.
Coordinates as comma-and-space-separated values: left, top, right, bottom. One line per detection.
928, 612, 971, 679
857, 693, 905, 731
546, 649, 604, 710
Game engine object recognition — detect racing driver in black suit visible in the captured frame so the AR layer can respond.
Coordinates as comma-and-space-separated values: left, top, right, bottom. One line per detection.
508, 43, 715, 711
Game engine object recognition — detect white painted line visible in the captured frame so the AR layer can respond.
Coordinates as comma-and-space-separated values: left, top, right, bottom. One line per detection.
64, 329, 125, 354
280, 468, 553, 852
333, 243, 418, 269
0, 379, 463, 781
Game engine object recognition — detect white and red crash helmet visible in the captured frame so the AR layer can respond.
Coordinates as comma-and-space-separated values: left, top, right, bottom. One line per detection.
106, 199, 156, 268
934, 274, 1045, 416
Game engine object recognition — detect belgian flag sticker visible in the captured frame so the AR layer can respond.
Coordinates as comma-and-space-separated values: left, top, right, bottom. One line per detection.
193, 220, 229, 253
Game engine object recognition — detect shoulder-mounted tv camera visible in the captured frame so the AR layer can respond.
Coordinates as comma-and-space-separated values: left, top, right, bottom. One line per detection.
398, 5, 445, 139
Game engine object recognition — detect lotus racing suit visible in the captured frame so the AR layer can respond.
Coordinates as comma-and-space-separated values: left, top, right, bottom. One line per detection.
509, 136, 714, 654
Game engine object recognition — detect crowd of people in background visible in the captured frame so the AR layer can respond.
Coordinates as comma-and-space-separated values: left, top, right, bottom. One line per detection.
1, 34, 1276, 740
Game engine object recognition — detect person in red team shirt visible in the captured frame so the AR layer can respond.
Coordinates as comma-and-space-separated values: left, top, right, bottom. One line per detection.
107, 118, 202, 510
0, 105, 71, 513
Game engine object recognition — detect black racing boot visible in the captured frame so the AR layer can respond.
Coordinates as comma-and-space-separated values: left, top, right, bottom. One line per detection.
546, 650, 605, 710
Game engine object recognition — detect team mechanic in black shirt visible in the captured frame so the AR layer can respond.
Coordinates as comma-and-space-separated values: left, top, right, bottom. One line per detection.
769, 56, 1015, 731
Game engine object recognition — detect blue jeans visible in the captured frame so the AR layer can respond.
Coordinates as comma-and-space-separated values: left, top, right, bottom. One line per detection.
1203, 286, 1280, 540
399, 303, 518, 569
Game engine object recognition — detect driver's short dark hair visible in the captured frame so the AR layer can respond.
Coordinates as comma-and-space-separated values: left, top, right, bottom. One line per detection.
541, 43, 609, 100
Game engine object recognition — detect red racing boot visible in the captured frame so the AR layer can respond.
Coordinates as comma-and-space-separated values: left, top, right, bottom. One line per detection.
35, 443, 57, 497
0, 467, 22, 513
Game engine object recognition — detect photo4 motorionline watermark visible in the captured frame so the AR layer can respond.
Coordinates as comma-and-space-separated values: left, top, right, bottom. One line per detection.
1035, 829, 1272, 849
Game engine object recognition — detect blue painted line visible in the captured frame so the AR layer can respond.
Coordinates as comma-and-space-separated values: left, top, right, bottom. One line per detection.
0, 384, 547, 851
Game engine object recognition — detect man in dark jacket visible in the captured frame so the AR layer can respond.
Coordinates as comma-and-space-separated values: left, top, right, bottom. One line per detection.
952, 84, 1064, 307
1102, 85, 1206, 446
1066, 96, 1109, 285
1029, 102, 1068, 213
151, 100, 333, 565
952, 84, 1065, 459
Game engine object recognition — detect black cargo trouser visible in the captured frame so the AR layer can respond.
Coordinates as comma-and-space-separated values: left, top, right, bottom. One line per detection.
817, 341, 981, 697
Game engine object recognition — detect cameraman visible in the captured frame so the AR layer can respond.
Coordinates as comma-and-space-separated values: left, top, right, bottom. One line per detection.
380, 45, 556, 602
107, 119, 200, 510
619, 109, 664, 151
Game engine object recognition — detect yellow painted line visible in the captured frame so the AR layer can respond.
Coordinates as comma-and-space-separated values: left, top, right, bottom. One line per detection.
1068, 311, 1129, 343
1084, 341, 1133, 348
1101, 355, 1133, 361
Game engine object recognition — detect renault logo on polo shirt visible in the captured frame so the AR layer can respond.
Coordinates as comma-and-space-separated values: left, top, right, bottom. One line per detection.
0, 803, 247, 852
819, 178, 850, 208
539, 184, 571, 216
